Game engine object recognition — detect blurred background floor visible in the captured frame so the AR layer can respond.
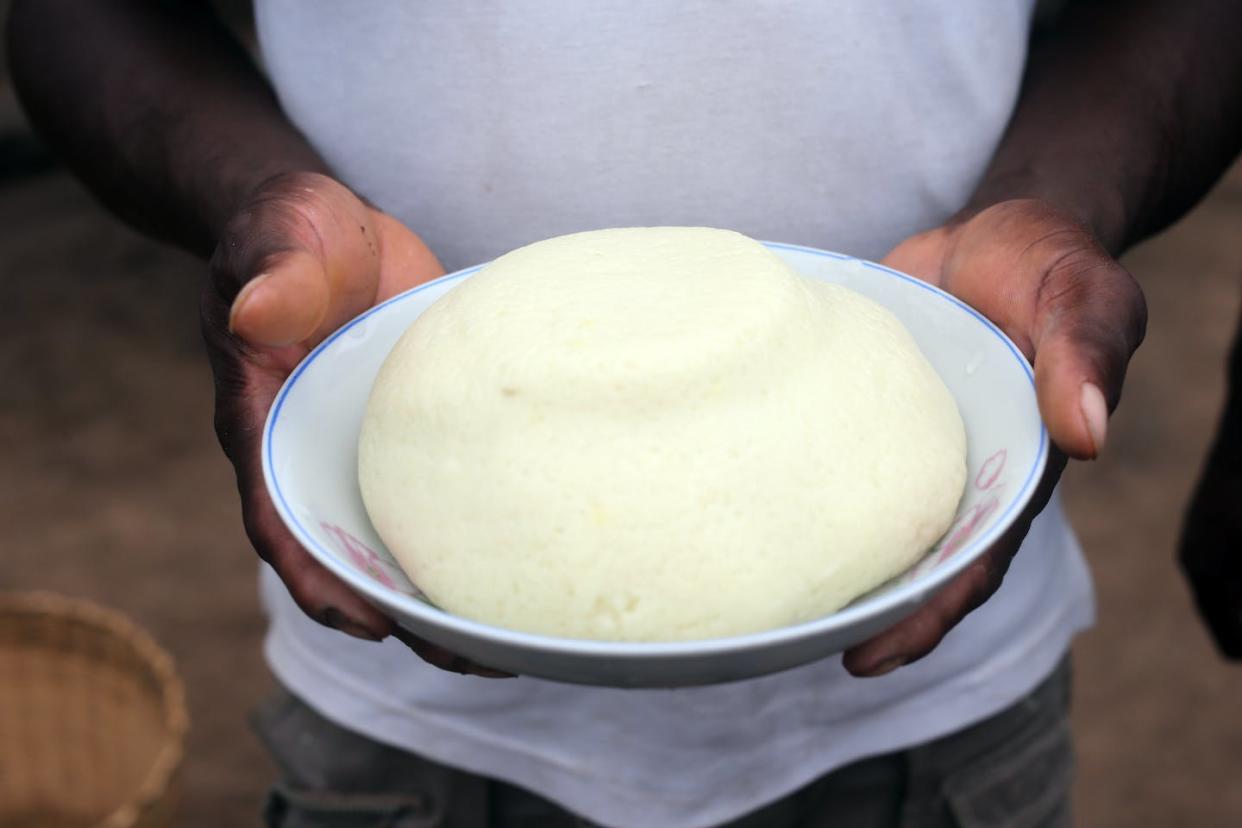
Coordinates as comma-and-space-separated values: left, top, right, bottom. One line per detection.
2, 66, 1241, 825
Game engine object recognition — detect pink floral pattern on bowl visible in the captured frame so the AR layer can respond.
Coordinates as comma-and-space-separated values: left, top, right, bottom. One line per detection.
318, 521, 430, 601
898, 448, 1009, 585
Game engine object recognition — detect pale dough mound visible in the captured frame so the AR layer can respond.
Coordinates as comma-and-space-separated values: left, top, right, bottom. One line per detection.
359, 228, 966, 641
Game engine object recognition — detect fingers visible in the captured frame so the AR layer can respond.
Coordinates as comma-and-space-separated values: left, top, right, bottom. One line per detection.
242, 432, 512, 672
879, 226, 953, 285
243, 487, 397, 640
391, 627, 515, 679
844, 452, 1067, 677
235, 412, 397, 640
210, 171, 382, 349
843, 546, 1010, 677
372, 211, 447, 299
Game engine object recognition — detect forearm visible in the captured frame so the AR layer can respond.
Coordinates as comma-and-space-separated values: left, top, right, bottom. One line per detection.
970, 0, 1242, 254
7, 0, 329, 258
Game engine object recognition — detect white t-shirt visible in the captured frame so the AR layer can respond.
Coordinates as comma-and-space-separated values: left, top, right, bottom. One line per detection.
253, 3, 1094, 827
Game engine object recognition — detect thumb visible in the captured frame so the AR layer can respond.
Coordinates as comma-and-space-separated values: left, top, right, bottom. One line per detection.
227, 249, 330, 347
1030, 253, 1147, 460
210, 172, 381, 348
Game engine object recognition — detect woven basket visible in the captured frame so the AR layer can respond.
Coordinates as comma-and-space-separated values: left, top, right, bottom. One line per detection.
0, 593, 188, 828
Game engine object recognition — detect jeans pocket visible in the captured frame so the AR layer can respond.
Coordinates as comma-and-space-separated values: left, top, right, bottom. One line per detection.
943, 718, 1074, 828
263, 782, 441, 828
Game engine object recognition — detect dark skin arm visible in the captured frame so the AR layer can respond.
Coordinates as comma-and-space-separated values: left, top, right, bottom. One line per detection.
843, 0, 1242, 675
971, 0, 1242, 256
7, 0, 500, 675
7, 1, 324, 255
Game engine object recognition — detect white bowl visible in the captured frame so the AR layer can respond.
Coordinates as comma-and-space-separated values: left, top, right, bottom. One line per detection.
262, 242, 1047, 687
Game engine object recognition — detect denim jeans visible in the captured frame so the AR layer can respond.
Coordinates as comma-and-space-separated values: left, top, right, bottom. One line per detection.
254, 657, 1072, 828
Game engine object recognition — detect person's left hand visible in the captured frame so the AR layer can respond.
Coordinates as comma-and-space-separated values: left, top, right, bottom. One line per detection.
842, 198, 1147, 677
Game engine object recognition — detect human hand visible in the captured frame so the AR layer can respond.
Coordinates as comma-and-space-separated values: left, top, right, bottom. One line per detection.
201, 171, 508, 677
842, 198, 1147, 677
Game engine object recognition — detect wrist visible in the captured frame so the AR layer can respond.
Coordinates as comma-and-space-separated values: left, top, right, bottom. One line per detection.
189, 147, 332, 255
964, 164, 1131, 257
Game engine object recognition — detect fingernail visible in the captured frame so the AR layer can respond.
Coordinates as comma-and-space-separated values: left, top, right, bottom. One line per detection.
863, 656, 907, 678
228, 272, 272, 334
323, 608, 384, 642
1080, 382, 1108, 458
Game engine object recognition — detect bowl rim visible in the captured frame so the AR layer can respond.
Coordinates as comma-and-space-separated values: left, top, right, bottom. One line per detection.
262, 241, 1049, 658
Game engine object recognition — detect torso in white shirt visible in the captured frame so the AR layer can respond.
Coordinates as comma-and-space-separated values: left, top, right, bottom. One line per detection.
252, 3, 1094, 826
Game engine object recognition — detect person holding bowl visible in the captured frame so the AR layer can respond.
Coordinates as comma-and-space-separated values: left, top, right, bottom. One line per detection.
9, 1, 1241, 825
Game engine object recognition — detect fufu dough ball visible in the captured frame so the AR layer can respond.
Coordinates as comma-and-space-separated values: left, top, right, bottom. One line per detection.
358, 227, 966, 641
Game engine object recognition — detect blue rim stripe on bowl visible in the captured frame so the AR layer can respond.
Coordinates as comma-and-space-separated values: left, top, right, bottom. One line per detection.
262, 244, 1049, 659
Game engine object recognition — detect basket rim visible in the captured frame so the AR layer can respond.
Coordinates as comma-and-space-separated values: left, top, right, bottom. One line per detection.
0, 590, 190, 827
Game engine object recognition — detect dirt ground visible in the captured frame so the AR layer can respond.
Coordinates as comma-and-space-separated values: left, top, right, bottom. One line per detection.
2, 161, 1242, 824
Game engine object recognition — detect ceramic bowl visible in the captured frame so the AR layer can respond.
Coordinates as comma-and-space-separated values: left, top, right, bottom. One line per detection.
262, 242, 1047, 687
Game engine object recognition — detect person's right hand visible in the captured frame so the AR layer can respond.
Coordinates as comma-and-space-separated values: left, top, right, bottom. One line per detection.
201, 171, 508, 677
